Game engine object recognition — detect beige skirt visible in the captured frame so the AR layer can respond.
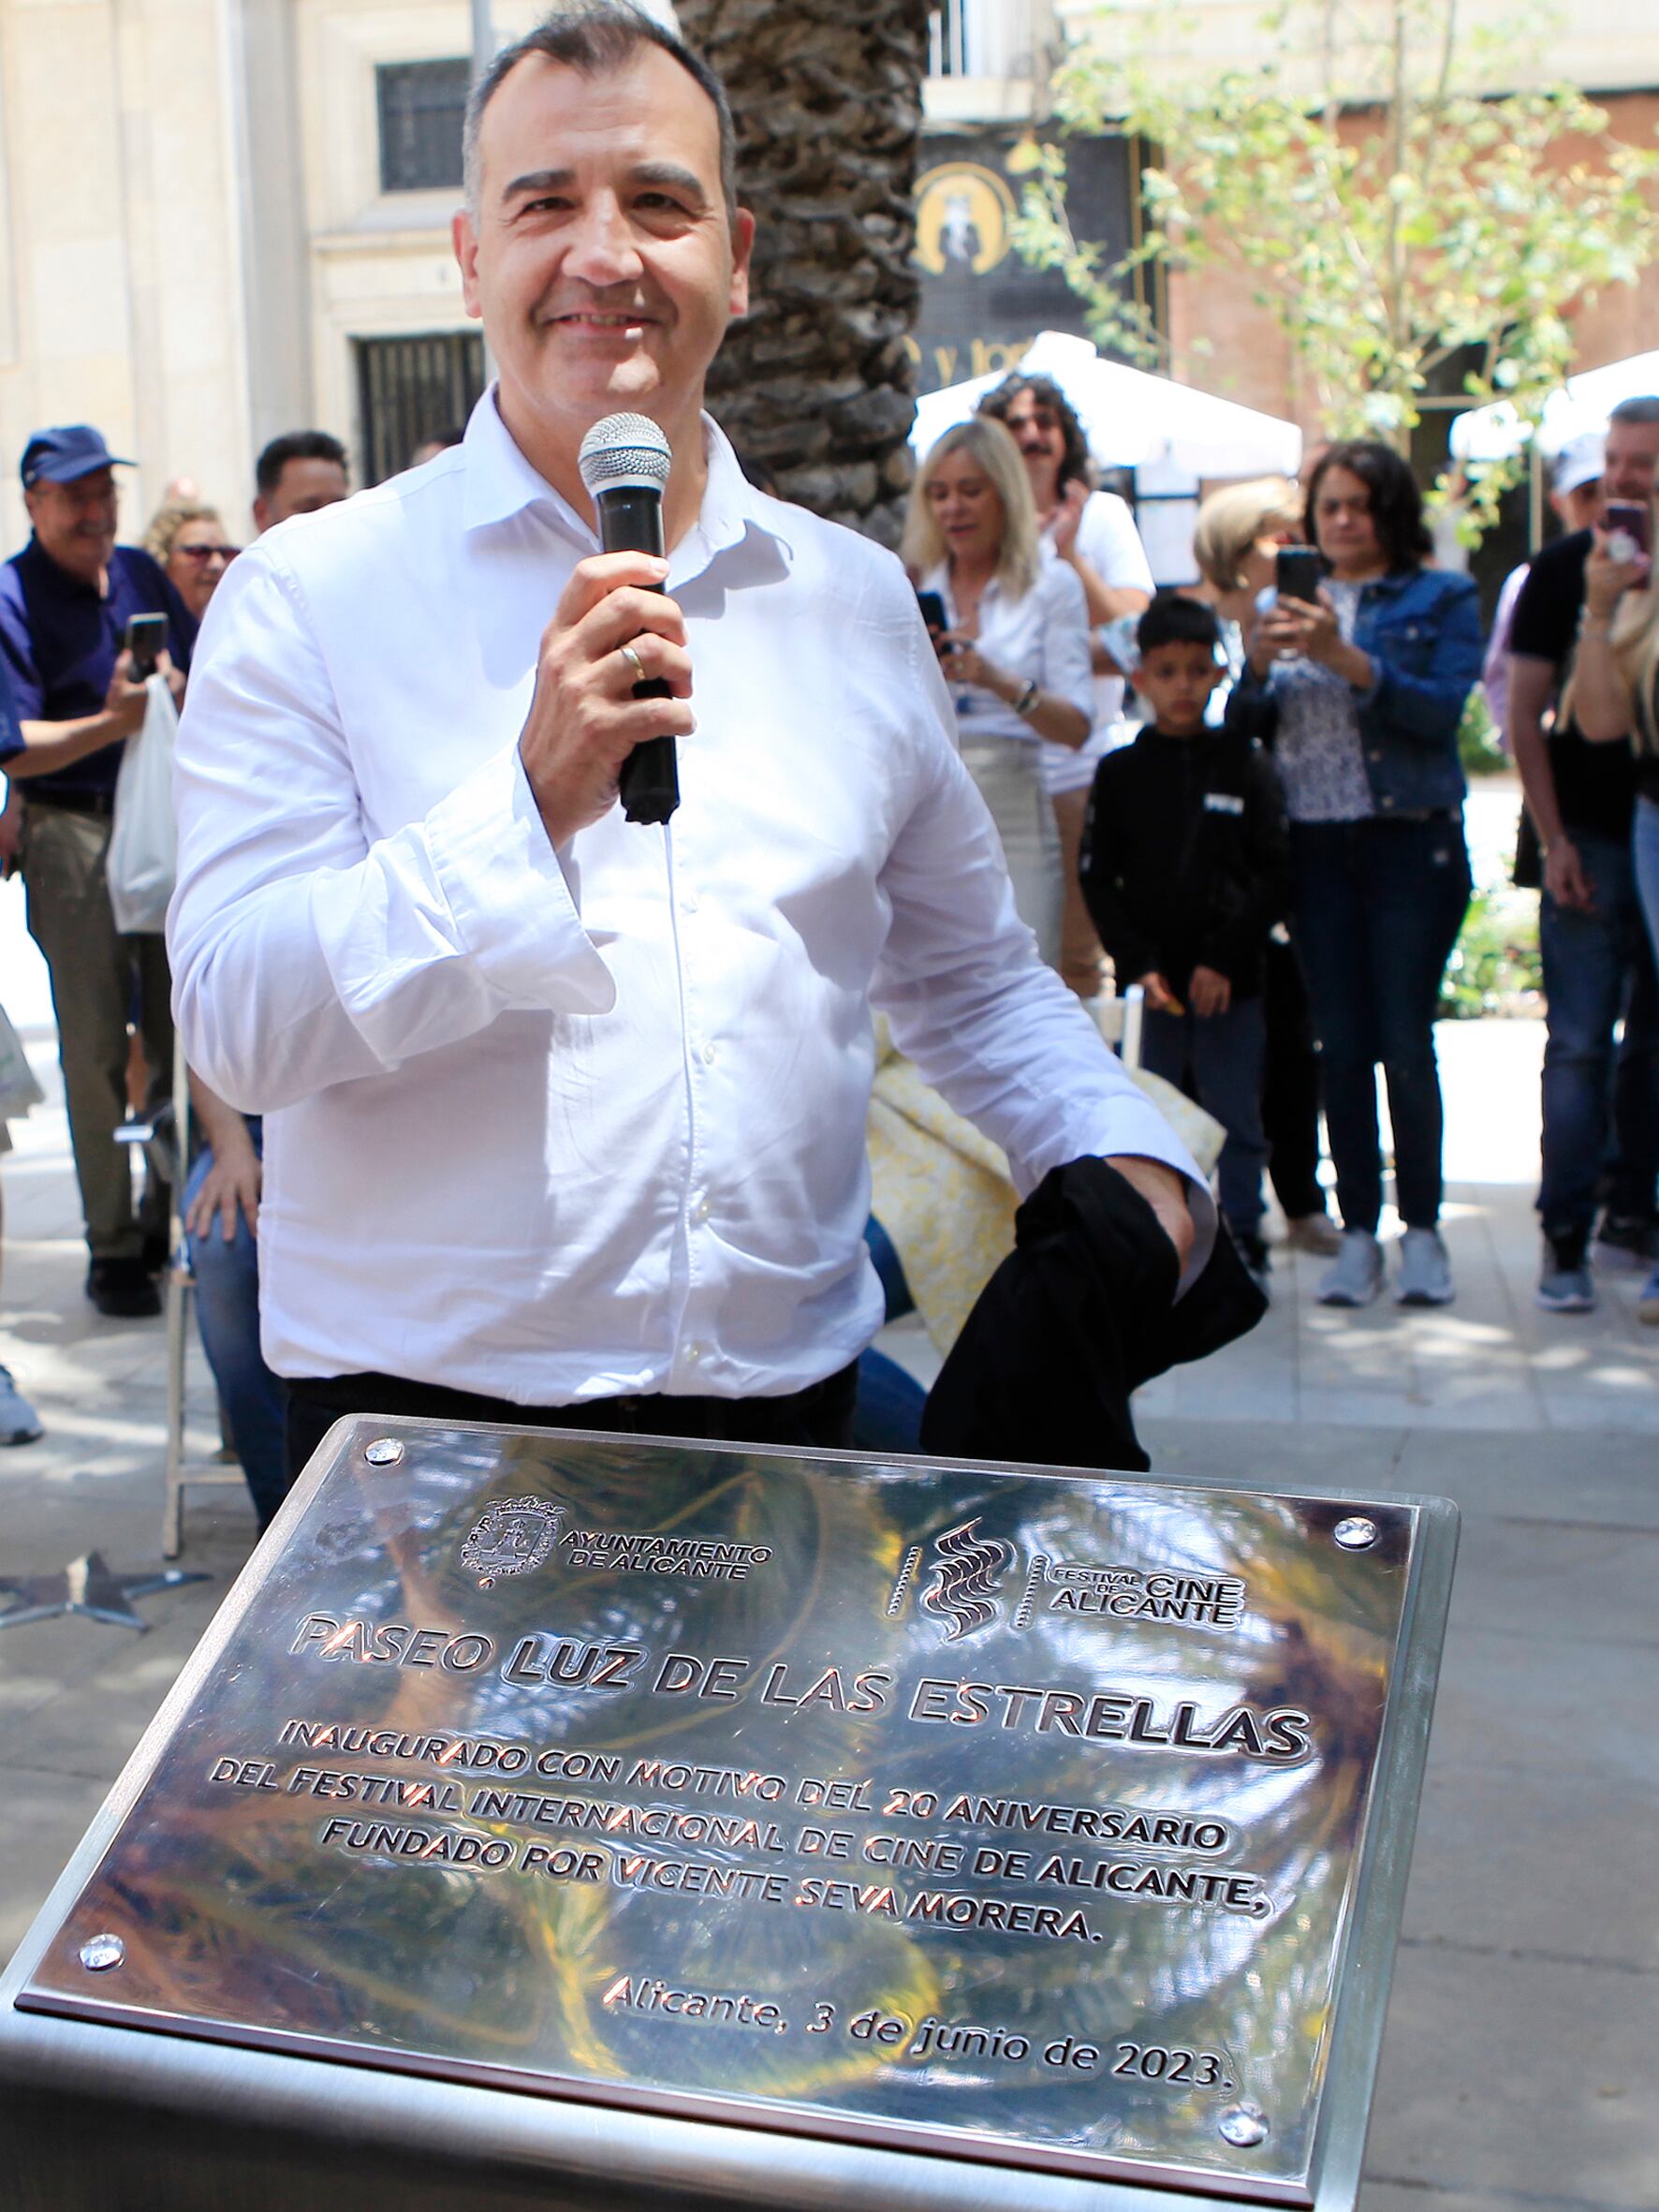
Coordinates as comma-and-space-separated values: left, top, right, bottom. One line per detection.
959, 732, 1063, 970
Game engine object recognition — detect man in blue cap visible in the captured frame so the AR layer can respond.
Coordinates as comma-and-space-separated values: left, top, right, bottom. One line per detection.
0, 424, 193, 1317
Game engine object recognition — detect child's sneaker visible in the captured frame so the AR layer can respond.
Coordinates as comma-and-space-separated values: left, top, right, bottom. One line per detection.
1536, 1230, 1594, 1314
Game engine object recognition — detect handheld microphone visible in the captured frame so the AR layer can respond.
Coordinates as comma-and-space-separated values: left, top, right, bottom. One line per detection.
577, 412, 679, 825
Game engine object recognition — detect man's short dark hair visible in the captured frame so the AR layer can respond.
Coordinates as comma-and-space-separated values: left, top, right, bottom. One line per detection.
976, 373, 1094, 497
1608, 395, 1659, 429
463, 1, 737, 218
1303, 439, 1431, 571
257, 431, 348, 499
1137, 592, 1221, 658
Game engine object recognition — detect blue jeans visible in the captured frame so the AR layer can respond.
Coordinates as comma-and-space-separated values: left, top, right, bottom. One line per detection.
183, 1122, 289, 1527
1538, 825, 1659, 1236
1138, 997, 1269, 1237
854, 1216, 924, 1453
1637, 796, 1659, 980
1290, 816, 1471, 1234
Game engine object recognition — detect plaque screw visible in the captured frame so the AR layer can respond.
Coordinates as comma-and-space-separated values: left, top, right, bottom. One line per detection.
79, 1933, 125, 1972
1218, 2104, 1268, 2148
1333, 1516, 1378, 1551
364, 1438, 404, 1467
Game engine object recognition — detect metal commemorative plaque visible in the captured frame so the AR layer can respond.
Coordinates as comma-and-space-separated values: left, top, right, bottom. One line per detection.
12, 1420, 1456, 2209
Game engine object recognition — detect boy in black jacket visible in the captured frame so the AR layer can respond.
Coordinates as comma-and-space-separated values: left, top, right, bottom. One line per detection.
1080, 596, 1289, 1287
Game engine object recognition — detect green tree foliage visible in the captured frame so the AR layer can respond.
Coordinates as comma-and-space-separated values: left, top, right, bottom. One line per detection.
1015, 0, 1658, 531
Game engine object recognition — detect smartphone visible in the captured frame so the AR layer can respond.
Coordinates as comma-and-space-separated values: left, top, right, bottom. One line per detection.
1274, 546, 1326, 605
915, 588, 947, 638
1603, 500, 1652, 563
124, 612, 169, 681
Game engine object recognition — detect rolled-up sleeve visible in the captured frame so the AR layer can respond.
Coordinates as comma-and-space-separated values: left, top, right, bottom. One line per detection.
168, 547, 615, 1114
874, 621, 1215, 1289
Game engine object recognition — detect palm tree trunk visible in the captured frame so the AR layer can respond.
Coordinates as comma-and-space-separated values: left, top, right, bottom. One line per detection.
679, 0, 931, 547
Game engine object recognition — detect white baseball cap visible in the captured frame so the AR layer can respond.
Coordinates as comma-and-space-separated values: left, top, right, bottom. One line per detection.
1552, 431, 1605, 497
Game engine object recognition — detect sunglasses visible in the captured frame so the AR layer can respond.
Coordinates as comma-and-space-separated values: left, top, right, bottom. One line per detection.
175, 542, 240, 563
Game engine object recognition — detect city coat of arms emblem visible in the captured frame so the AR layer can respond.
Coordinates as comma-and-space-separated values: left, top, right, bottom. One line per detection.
460, 1496, 563, 1587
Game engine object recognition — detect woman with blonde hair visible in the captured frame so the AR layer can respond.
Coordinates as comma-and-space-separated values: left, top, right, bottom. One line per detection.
903, 416, 1094, 965
1193, 478, 1304, 633
1570, 499, 1659, 1321
143, 497, 237, 625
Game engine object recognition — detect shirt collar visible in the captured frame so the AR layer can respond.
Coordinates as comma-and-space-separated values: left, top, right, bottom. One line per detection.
18, 534, 105, 602
460, 386, 793, 574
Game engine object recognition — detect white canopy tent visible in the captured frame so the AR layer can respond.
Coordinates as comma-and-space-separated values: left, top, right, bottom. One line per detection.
1449, 348, 1659, 465
910, 332, 1302, 582
909, 330, 1304, 479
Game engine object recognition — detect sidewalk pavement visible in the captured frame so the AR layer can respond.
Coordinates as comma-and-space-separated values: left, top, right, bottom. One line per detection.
3, 850, 1656, 2211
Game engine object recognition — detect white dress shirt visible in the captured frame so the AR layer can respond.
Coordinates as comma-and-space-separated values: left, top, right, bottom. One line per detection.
1043, 489, 1156, 797
169, 394, 1209, 1404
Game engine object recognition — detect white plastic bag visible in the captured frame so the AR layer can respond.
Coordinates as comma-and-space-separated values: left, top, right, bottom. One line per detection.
108, 674, 179, 935
0, 1001, 44, 1122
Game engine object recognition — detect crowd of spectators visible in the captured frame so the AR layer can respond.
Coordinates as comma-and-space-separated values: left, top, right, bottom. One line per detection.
2, 363, 1658, 1508
901, 375, 1659, 1325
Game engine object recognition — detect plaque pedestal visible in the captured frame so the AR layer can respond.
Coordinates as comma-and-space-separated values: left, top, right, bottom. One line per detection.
1, 1419, 1456, 2211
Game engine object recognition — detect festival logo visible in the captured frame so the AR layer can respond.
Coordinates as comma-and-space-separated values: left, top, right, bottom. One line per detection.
460, 1496, 564, 1587
920, 1517, 1014, 1642
896, 1519, 1247, 1642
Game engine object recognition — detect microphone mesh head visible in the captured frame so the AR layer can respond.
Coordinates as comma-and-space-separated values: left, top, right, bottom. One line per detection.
577, 413, 673, 497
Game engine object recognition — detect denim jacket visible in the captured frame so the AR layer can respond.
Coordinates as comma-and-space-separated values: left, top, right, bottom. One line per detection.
1227, 567, 1483, 816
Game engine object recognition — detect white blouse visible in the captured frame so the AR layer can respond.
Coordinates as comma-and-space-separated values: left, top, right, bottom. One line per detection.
921, 549, 1095, 748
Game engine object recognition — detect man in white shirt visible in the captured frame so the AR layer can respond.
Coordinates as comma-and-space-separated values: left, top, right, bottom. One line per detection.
168, 0, 1206, 1482
979, 373, 1154, 995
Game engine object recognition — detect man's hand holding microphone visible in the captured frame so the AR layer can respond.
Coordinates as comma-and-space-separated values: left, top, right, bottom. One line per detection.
518, 550, 693, 848
520, 414, 689, 847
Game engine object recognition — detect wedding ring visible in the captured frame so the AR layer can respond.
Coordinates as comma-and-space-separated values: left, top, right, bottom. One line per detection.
619, 643, 645, 685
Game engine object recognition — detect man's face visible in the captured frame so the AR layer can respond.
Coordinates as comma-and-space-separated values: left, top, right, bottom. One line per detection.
25, 468, 118, 584
453, 48, 753, 454
257, 457, 348, 532
1601, 420, 1659, 505
1001, 390, 1067, 490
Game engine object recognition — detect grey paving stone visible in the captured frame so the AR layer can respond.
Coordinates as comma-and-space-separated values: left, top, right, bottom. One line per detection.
1364, 1945, 1659, 2209
1138, 1416, 1409, 1493
2, 1767, 111, 1971
1428, 1624, 1659, 1789
1399, 1758, 1659, 1972
1394, 1428, 1659, 1533
1446, 1521, 1659, 1647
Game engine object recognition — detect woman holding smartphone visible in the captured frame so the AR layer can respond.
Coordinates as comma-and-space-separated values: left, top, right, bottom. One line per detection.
1227, 441, 1483, 1308
903, 418, 1094, 966
1566, 484, 1659, 1323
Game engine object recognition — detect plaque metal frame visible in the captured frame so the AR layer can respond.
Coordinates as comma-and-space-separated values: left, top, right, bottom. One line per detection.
0, 1422, 1457, 2212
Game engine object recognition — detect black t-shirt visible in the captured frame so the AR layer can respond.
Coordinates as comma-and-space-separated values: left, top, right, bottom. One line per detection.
1509, 529, 1636, 841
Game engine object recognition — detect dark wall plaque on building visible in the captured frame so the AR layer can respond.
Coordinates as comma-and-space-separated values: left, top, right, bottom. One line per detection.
4, 1422, 1454, 2212
911, 128, 1141, 394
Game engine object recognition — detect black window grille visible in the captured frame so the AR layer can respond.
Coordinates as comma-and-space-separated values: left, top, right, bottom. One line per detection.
376, 59, 468, 193
355, 331, 485, 485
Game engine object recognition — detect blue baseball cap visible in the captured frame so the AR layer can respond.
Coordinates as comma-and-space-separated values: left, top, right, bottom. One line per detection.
20, 424, 135, 490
